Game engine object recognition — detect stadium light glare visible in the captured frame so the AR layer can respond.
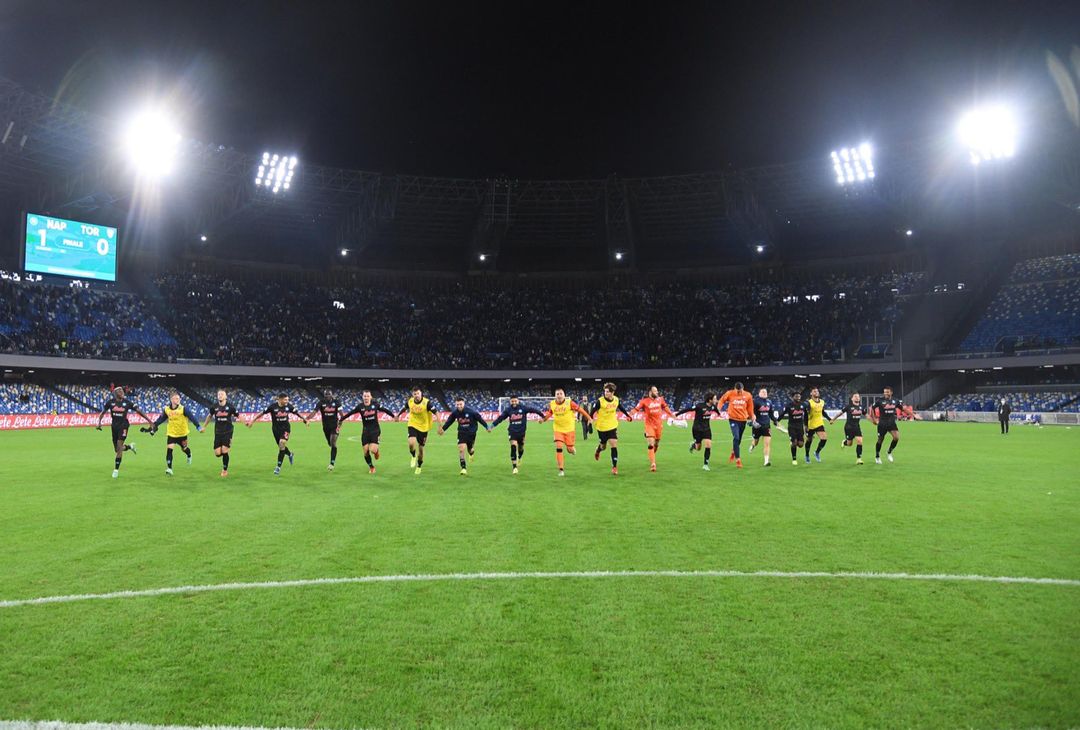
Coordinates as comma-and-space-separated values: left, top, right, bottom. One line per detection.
199, 234, 207, 242
755, 244, 765, 253
958, 105, 1017, 164
830, 143, 875, 185
614, 251, 624, 261
339, 248, 348, 257
905, 229, 913, 237
478, 253, 487, 262
123, 108, 181, 177
256, 151, 298, 193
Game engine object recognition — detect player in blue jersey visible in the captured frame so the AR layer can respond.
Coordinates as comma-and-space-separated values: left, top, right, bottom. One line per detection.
490, 395, 547, 474
748, 387, 780, 467
438, 397, 491, 475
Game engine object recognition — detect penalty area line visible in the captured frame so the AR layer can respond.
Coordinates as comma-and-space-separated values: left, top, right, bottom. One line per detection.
1, 569, 1078, 609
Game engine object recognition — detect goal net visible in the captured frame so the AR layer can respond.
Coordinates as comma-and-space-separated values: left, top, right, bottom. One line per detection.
496, 396, 551, 419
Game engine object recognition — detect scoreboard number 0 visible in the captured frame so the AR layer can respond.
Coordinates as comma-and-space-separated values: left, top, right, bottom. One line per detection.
97, 238, 110, 256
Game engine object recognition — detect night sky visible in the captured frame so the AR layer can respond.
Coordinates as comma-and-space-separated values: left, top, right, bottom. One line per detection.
1, 0, 1078, 179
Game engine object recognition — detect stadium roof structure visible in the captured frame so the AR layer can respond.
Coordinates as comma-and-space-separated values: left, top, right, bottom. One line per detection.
2, 75, 1079, 270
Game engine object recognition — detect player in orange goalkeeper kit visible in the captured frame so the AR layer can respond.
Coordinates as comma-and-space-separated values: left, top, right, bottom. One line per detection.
543, 387, 593, 477
717, 382, 755, 469
632, 385, 676, 472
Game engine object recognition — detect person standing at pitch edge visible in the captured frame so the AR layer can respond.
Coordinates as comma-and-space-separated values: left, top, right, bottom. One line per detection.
998, 397, 1011, 435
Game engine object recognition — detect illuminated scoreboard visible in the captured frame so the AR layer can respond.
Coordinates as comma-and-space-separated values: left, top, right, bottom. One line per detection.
23, 212, 119, 281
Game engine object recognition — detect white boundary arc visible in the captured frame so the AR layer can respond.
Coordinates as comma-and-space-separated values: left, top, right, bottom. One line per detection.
1, 569, 1077, 609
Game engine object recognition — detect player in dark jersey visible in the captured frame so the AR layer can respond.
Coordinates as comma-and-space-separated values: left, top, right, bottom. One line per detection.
96, 386, 151, 478
308, 388, 345, 472
829, 393, 866, 465
201, 389, 239, 477
748, 387, 779, 467
246, 393, 309, 474
870, 386, 916, 464
438, 397, 491, 475
491, 395, 547, 474
829, 393, 864, 462
676, 393, 720, 470
776, 392, 809, 466
341, 390, 397, 474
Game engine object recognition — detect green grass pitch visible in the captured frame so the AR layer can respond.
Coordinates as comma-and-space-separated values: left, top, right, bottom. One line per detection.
1, 421, 1078, 728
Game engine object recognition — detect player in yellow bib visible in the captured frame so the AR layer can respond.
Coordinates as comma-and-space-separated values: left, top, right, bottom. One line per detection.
397, 386, 438, 475
590, 382, 632, 476
150, 392, 201, 476
542, 387, 593, 477
804, 387, 830, 464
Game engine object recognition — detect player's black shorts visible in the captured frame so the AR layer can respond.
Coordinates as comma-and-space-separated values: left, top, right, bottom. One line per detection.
272, 426, 291, 443
111, 423, 129, 442
361, 428, 381, 446
407, 426, 428, 445
458, 434, 476, 449
788, 428, 805, 443
598, 428, 618, 444
752, 422, 771, 439
844, 422, 863, 440
807, 425, 826, 435
877, 420, 898, 436
166, 435, 189, 446
507, 430, 526, 444
692, 425, 712, 442
213, 432, 233, 449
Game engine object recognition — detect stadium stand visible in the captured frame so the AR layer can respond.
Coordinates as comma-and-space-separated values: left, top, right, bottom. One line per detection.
0, 276, 177, 360
0, 269, 908, 367
932, 390, 1080, 413
959, 253, 1080, 353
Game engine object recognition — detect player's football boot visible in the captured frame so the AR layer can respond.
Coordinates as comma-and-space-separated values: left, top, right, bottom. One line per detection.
273, 466, 281, 475
702, 464, 711, 471
368, 466, 376, 475
728, 452, 736, 463
805, 454, 811, 463
460, 468, 468, 476
111, 469, 119, 478
512, 467, 519, 475
814, 452, 822, 463
410, 456, 418, 468
220, 469, 228, 477
875, 457, 882, 464
187, 454, 192, 465
650, 463, 657, 472
558, 469, 565, 477
887, 453, 894, 463
736, 458, 742, 469
594, 449, 601, 461
414, 466, 422, 475
611, 466, 618, 476
327, 464, 334, 471
287, 452, 294, 466
856, 458, 864, 465
129, 443, 137, 455
165, 468, 173, 476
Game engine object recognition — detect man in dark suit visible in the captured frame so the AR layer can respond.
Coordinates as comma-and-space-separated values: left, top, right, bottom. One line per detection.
998, 397, 1012, 435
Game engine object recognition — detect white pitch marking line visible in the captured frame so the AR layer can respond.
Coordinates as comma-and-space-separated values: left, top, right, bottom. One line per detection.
1, 722, 376, 730
1, 569, 1077, 609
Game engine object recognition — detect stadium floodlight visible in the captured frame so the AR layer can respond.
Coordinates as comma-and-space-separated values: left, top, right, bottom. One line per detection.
478, 253, 487, 262
123, 108, 181, 177
256, 152, 298, 193
755, 244, 765, 253
199, 234, 208, 242
614, 251, 624, 261
830, 143, 875, 185
957, 105, 1017, 164
340, 248, 348, 257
